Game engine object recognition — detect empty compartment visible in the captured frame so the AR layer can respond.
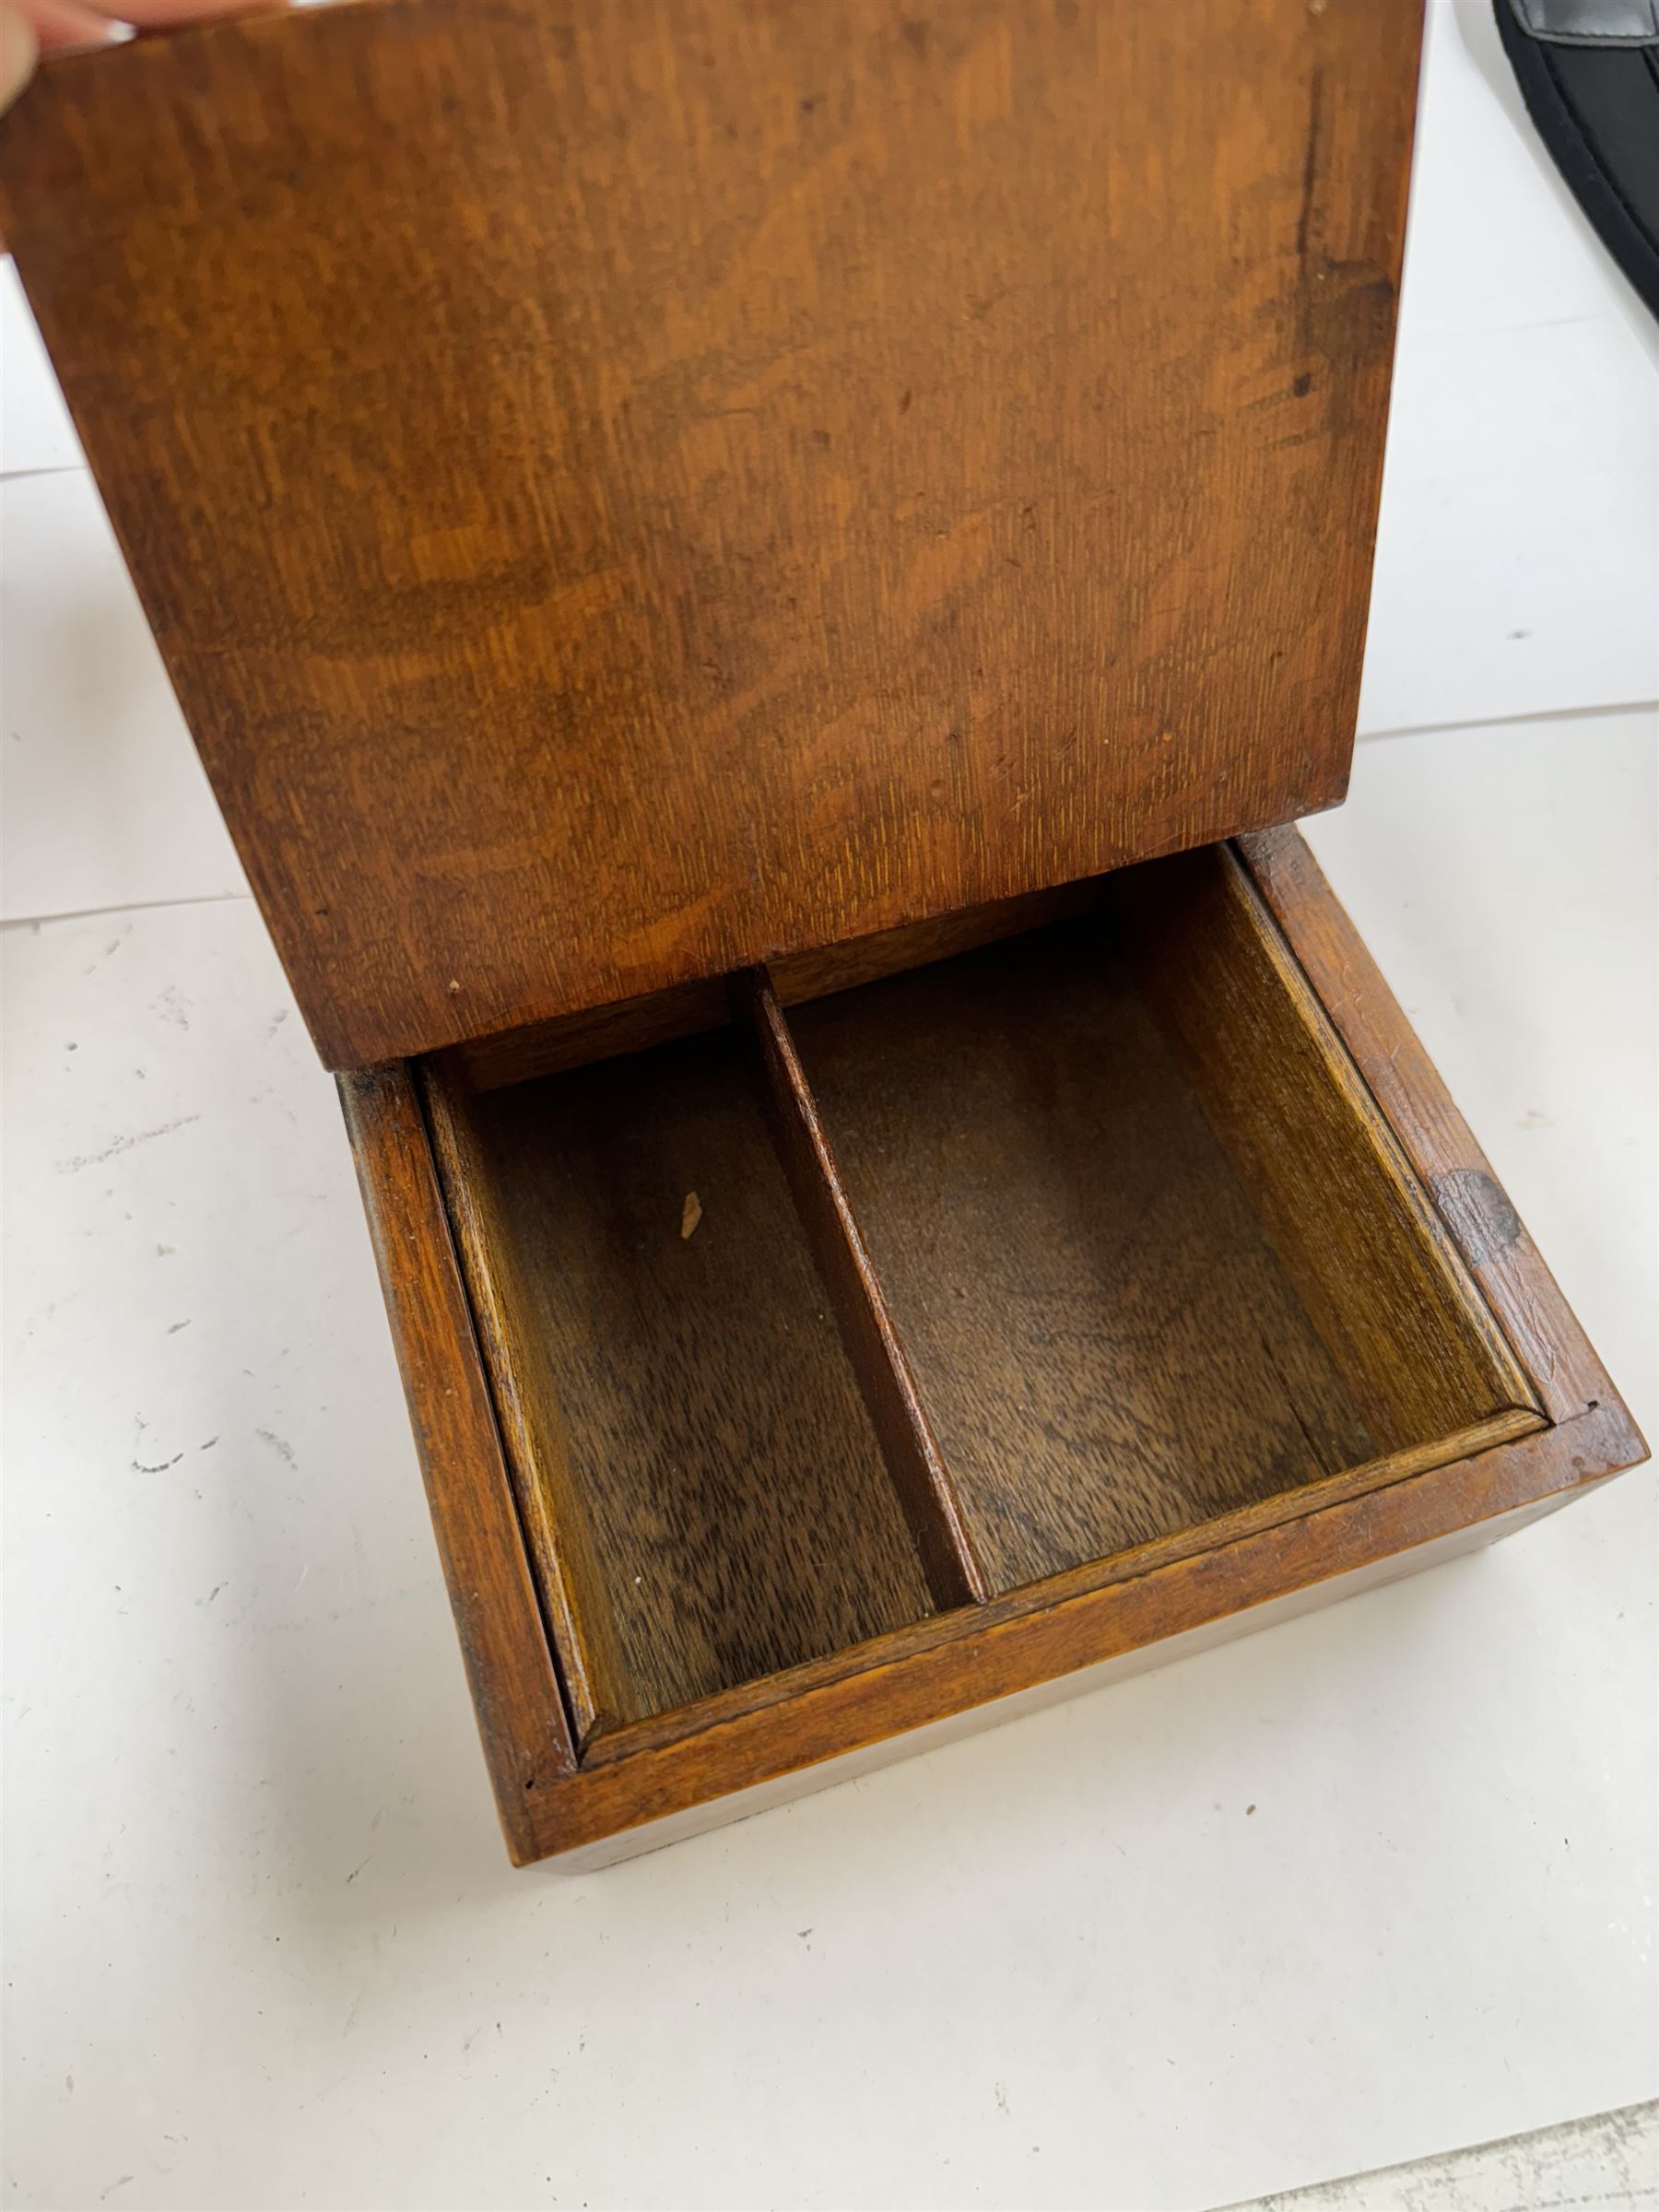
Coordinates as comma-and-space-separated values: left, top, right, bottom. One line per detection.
423, 1026, 938, 1735
788, 846, 1535, 1595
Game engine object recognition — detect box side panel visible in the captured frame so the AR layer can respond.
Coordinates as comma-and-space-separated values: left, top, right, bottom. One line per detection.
337, 1065, 576, 1863
547, 1480, 1593, 1872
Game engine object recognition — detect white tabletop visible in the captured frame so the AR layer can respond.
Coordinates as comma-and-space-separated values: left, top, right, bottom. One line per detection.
4, 5, 1655, 2206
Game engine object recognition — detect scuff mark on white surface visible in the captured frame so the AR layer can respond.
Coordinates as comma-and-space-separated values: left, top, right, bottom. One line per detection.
56, 1114, 199, 1173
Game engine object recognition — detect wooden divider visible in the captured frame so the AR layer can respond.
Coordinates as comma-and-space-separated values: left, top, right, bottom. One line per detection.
732, 970, 989, 1611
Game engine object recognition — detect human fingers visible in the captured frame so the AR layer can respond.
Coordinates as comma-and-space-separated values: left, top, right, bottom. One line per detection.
11, 0, 276, 57
0, 3, 40, 108
116, 0, 280, 18
16, 0, 118, 52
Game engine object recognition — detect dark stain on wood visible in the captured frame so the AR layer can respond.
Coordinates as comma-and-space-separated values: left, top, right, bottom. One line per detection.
1433, 1170, 1524, 1268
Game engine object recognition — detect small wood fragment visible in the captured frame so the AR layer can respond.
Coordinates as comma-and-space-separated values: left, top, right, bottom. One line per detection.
679, 1192, 703, 1241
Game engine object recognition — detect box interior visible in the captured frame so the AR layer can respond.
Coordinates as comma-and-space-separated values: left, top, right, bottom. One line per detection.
423, 846, 1533, 1741
434, 1027, 937, 1733
788, 925, 1376, 1594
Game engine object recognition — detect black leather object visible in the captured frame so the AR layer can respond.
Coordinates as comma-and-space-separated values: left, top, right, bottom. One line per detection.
1496, 0, 1659, 318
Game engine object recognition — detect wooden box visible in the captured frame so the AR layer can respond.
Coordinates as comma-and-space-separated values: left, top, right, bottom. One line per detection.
2, 0, 1643, 1868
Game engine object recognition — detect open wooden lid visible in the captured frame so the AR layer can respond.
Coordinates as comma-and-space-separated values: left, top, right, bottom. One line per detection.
0, 0, 1420, 1070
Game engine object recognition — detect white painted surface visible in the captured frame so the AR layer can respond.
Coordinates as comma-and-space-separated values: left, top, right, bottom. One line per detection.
0, 258, 83, 477
1354, 0, 1659, 737
1, 471, 248, 922
3, 4, 1656, 2206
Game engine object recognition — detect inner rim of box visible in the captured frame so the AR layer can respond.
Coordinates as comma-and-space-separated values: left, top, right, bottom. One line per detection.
418, 842, 1541, 1752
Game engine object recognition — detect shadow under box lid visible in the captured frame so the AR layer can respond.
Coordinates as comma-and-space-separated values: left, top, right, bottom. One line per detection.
0, 0, 1421, 1070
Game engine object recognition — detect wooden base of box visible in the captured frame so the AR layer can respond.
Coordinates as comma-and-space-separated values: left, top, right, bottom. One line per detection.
341, 828, 1645, 1867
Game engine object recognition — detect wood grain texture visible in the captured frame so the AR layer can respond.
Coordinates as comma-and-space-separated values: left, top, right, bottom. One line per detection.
336, 834, 1644, 1863
451, 878, 1106, 1094
1239, 827, 1640, 1435
735, 968, 987, 1609
582, 1404, 1544, 1765
559, 1472, 1606, 1866
541, 1406, 1638, 1858
336, 1065, 575, 1864
788, 917, 1379, 1592
426, 1027, 938, 1731
420, 1063, 634, 1744
0, 0, 1421, 1069
1112, 843, 1538, 1448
